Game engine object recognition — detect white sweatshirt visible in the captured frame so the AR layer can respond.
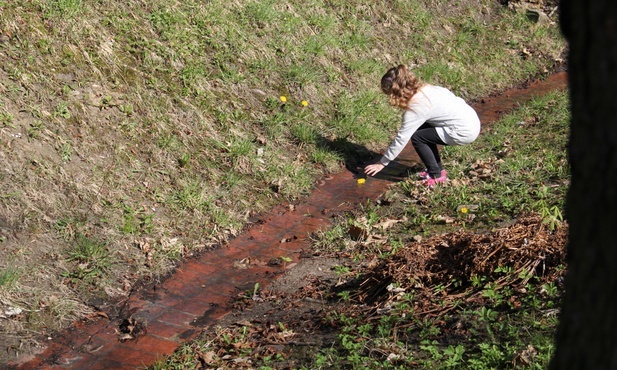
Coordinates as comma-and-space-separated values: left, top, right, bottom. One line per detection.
379, 85, 481, 166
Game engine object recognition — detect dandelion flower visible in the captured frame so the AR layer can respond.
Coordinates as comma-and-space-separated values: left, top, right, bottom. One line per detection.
280, 96, 287, 103
461, 207, 468, 214
301, 100, 308, 107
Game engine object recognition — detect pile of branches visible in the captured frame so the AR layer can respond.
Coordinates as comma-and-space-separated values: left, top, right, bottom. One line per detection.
339, 214, 568, 317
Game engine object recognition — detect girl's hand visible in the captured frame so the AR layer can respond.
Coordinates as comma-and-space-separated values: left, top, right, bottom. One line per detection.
364, 163, 385, 177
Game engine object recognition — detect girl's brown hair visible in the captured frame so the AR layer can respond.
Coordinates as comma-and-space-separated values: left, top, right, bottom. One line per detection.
380, 64, 424, 109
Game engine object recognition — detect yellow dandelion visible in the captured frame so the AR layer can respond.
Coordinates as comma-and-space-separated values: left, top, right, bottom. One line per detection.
461, 207, 468, 214
301, 100, 308, 107
357, 178, 366, 184
280, 96, 287, 103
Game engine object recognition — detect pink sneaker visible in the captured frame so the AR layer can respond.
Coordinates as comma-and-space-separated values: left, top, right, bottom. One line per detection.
422, 173, 448, 186
418, 169, 447, 179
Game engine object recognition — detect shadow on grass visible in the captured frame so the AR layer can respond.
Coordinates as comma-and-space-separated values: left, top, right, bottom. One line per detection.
317, 134, 423, 183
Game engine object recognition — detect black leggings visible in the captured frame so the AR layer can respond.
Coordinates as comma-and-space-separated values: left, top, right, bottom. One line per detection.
411, 123, 447, 178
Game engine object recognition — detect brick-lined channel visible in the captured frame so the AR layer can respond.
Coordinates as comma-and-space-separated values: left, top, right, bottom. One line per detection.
9, 72, 567, 370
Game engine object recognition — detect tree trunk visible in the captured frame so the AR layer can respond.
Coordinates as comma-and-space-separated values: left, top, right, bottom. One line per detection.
551, 1, 617, 368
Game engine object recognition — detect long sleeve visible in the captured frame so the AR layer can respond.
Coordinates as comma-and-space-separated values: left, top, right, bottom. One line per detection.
379, 99, 430, 166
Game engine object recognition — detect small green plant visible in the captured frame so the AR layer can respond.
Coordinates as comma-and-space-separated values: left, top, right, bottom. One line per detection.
477, 306, 498, 322
63, 234, 111, 288
119, 103, 134, 116
0, 265, 20, 288
482, 283, 503, 303
53, 101, 71, 119
58, 141, 73, 162
27, 120, 44, 139
332, 265, 351, 275
121, 205, 154, 235
291, 122, 318, 144
228, 138, 253, 162
44, 0, 83, 18
0, 110, 14, 126
178, 152, 191, 168
420, 340, 444, 361
494, 265, 512, 274
443, 344, 465, 367
418, 318, 442, 339
542, 282, 559, 297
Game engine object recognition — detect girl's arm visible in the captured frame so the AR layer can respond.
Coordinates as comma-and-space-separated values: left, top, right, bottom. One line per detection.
380, 110, 425, 165
365, 107, 428, 176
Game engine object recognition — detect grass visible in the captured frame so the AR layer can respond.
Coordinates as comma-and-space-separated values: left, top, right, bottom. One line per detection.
406, 90, 570, 231
0, 0, 565, 364
310, 90, 569, 369
152, 88, 570, 369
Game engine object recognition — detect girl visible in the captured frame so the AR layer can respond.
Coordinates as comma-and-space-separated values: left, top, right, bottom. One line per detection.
364, 65, 481, 186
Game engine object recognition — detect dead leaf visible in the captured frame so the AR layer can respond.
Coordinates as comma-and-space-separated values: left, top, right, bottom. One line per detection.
232, 258, 251, 269
374, 218, 406, 230
118, 333, 133, 342
435, 215, 455, 224
232, 357, 252, 365
365, 234, 388, 244
348, 225, 368, 241
276, 330, 296, 341
88, 311, 109, 319
517, 345, 538, 365
138, 241, 151, 253
199, 351, 217, 365
4, 307, 22, 317
234, 320, 253, 327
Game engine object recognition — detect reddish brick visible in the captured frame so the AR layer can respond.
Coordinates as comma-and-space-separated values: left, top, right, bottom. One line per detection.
128, 300, 168, 323
190, 304, 232, 327
144, 319, 188, 341
199, 279, 237, 297
75, 334, 109, 356
177, 260, 219, 278
9, 355, 45, 370
84, 358, 135, 370
99, 344, 158, 367
156, 308, 198, 327
70, 318, 109, 337
171, 296, 215, 316
118, 334, 179, 356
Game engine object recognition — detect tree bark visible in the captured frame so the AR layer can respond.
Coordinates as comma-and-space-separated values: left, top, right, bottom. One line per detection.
551, 1, 617, 368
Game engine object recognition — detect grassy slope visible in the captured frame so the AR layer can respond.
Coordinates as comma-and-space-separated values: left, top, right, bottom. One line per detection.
0, 0, 565, 362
